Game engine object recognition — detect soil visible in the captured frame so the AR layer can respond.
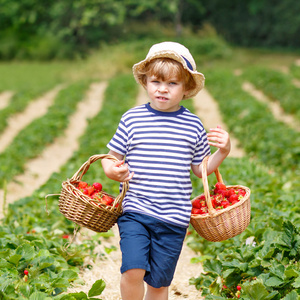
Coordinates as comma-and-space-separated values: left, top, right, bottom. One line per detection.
0, 77, 297, 298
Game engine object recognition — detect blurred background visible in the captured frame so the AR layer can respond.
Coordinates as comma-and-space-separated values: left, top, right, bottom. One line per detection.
1, 0, 299, 61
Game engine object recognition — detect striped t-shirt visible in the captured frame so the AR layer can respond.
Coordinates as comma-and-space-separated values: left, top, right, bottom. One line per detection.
107, 103, 211, 227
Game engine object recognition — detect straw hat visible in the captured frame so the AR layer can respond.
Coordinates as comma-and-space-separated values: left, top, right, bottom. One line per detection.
132, 41, 205, 99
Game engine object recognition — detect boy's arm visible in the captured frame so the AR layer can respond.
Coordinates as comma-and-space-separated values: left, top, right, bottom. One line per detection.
192, 125, 231, 177
101, 150, 134, 182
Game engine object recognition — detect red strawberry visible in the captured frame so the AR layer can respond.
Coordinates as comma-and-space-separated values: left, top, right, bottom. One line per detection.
24, 270, 29, 275
229, 194, 239, 203
226, 188, 236, 198
100, 195, 114, 205
215, 182, 226, 191
78, 181, 88, 189
192, 198, 204, 209
214, 194, 225, 204
93, 182, 102, 191
237, 189, 246, 197
86, 186, 95, 196
237, 285, 241, 291
199, 207, 208, 214
221, 200, 230, 208
191, 208, 202, 214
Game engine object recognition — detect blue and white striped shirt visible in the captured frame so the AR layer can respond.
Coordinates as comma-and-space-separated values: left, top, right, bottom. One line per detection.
107, 103, 211, 227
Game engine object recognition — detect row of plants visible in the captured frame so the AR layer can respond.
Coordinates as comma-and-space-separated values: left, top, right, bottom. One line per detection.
0, 62, 68, 134
242, 66, 300, 120
0, 80, 91, 187
203, 67, 299, 176
188, 67, 299, 298
0, 73, 138, 299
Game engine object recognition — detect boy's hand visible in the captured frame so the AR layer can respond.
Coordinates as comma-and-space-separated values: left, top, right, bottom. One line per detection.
112, 160, 134, 182
207, 125, 231, 155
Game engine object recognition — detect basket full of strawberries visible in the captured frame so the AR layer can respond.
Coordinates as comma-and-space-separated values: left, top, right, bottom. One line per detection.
58, 154, 129, 233
190, 156, 251, 242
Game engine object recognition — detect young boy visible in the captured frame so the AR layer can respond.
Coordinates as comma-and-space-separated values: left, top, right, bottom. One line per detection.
101, 41, 231, 300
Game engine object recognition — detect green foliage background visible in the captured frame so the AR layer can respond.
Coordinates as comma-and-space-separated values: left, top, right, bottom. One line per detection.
1, 0, 300, 60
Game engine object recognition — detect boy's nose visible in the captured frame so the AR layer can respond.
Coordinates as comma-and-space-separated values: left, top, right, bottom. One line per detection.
158, 84, 168, 93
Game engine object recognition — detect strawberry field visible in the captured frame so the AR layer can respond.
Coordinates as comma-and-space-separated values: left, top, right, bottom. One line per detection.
0, 38, 299, 299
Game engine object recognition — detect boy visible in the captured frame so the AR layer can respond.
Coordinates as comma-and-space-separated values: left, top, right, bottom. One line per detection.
101, 41, 231, 300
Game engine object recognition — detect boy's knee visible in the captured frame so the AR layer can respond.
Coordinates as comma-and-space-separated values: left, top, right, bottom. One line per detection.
122, 268, 145, 284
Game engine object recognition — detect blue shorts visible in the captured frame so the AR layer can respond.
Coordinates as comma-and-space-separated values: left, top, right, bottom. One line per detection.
117, 212, 187, 288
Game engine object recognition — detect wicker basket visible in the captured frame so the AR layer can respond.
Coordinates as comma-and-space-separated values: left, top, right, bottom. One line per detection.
190, 156, 251, 242
58, 154, 129, 233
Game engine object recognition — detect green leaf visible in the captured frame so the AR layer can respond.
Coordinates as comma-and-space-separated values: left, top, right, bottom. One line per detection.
281, 290, 299, 300
29, 291, 51, 300
88, 279, 106, 297
60, 292, 88, 300
60, 270, 78, 282
292, 276, 300, 288
16, 243, 36, 261
203, 259, 222, 276
284, 267, 299, 280
265, 276, 284, 287
8, 254, 22, 265
242, 280, 270, 300
0, 258, 13, 268
190, 255, 213, 263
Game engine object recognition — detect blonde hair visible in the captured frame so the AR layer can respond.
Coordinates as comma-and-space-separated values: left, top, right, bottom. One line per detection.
135, 58, 196, 93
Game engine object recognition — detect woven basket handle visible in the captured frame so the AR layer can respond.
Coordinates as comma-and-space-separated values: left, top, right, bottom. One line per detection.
71, 154, 119, 182
70, 154, 129, 207
201, 155, 223, 215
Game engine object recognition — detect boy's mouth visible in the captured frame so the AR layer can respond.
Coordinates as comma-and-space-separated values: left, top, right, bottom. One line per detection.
157, 96, 168, 101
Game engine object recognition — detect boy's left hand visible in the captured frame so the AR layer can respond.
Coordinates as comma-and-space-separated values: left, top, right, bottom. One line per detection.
207, 125, 231, 155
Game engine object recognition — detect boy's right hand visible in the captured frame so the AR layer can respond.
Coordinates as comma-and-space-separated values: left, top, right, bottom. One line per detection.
102, 157, 134, 182
112, 160, 134, 182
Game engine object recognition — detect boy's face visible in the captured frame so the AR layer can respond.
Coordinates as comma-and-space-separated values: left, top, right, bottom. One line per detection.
146, 75, 187, 112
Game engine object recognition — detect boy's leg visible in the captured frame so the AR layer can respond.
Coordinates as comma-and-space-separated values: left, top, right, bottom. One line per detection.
120, 268, 146, 300
145, 284, 168, 300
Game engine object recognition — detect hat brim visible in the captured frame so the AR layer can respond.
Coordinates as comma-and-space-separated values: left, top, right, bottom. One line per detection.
132, 50, 205, 100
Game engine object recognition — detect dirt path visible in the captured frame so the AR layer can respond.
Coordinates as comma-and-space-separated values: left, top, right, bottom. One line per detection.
0, 82, 107, 218
0, 91, 14, 110
242, 81, 300, 132
0, 86, 64, 154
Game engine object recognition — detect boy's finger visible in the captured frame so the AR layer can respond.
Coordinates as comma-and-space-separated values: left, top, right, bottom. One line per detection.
115, 160, 124, 167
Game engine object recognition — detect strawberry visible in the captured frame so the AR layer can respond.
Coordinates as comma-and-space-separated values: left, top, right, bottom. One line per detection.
215, 182, 226, 191
24, 270, 29, 275
93, 182, 102, 191
192, 198, 202, 209
214, 194, 225, 204
229, 194, 239, 203
237, 189, 246, 197
191, 208, 202, 214
199, 207, 208, 214
86, 186, 95, 196
221, 200, 230, 208
100, 194, 114, 205
237, 285, 241, 291
78, 181, 88, 189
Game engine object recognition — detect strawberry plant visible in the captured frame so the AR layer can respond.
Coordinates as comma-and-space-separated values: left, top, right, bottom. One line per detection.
204, 67, 300, 174
0, 80, 91, 187
242, 66, 300, 120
